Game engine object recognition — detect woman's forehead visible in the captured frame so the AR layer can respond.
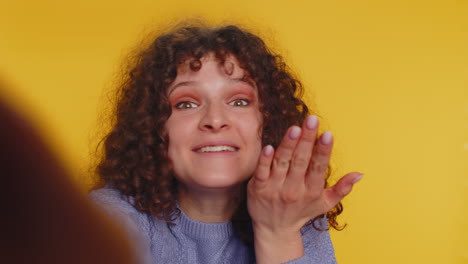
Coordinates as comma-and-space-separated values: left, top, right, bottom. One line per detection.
177, 53, 248, 78
168, 55, 256, 95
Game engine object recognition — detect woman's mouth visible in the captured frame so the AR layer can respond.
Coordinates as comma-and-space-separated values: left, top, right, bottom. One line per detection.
194, 145, 238, 153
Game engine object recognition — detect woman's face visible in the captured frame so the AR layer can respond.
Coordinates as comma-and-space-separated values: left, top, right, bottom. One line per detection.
165, 54, 263, 192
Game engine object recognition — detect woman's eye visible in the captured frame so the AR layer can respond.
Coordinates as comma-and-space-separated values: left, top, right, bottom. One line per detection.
175, 101, 198, 109
230, 99, 250, 107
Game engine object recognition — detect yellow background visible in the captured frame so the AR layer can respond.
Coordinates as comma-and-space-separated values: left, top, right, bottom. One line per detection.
1, 0, 466, 263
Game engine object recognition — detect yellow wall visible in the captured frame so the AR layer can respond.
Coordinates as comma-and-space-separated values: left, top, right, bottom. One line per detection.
1, 0, 466, 263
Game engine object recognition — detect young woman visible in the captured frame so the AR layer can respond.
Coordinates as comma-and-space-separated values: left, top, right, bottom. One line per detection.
90, 22, 362, 264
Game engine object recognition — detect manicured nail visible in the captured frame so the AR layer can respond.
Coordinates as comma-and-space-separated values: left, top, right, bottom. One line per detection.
321, 131, 333, 144
306, 115, 318, 130
289, 126, 301, 140
352, 174, 364, 184
263, 145, 273, 156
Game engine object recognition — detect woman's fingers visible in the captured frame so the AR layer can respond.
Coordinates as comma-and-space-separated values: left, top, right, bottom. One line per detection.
254, 145, 275, 187
283, 116, 319, 188
323, 172, 363, 209
269, 126, 302, 182
249, 115, 363, 234
305, 131, 333, 190
255, 115, 344, 203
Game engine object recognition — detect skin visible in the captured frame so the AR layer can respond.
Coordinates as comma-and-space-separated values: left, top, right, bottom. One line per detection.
166, 54, 363, 262
0, 99, 135, 264
165, 54, 263, 222
248, 118, 363, 263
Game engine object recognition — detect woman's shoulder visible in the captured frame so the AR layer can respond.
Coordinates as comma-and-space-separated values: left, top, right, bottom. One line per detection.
88, 187, 165, 234
89, 187, 132, 208
89, 188, 164, 263
89, 188, 138, 216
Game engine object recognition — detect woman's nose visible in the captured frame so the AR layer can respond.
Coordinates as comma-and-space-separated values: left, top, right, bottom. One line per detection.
199, 103, 229, 132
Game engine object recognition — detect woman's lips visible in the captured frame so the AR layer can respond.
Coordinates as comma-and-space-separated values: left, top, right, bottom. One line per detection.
192, 142, 239, 153
195, 145, 238, 153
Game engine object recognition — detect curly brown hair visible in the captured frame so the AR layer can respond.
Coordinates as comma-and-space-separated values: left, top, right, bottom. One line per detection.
95, 21, 344, 246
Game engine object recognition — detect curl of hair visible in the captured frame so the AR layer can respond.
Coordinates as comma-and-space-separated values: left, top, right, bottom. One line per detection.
95, 21, 345, 247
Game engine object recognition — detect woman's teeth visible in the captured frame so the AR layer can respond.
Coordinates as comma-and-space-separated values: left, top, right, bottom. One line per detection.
196, 145, 237, 152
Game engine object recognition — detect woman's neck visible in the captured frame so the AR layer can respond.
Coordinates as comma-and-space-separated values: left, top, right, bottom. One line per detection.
177, 184, 242, 223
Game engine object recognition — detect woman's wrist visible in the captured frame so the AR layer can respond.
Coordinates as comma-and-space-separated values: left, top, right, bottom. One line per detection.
253, 227, 304, 264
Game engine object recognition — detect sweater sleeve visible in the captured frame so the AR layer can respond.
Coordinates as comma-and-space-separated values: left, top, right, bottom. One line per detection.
282, 218, 337, 264
88, 188, 153, 264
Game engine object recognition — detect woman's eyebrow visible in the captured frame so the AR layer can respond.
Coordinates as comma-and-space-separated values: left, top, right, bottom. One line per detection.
168, 81, 196, 95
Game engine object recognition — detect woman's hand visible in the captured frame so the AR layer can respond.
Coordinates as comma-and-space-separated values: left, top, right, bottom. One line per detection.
247, 115, 363, 263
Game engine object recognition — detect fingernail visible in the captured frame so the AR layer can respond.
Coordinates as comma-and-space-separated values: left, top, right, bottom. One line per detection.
263, 145, 273, 156
306, 115, 318, 130
321, 131, 333, 144
289, 126, 301, 140
352, 174, 364, 184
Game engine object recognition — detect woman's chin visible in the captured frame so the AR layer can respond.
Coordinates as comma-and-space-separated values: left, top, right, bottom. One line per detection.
178, 173, 250, 193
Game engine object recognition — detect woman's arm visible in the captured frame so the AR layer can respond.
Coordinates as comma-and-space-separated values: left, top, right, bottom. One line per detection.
248, 115, 362, 263
0, 98, 135, 264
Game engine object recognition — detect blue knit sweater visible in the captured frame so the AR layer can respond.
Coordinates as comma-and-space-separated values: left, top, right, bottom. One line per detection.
89, 188, 337, 264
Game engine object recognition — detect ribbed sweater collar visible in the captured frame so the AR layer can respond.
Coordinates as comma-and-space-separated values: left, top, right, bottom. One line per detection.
172, 208, 234, 241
